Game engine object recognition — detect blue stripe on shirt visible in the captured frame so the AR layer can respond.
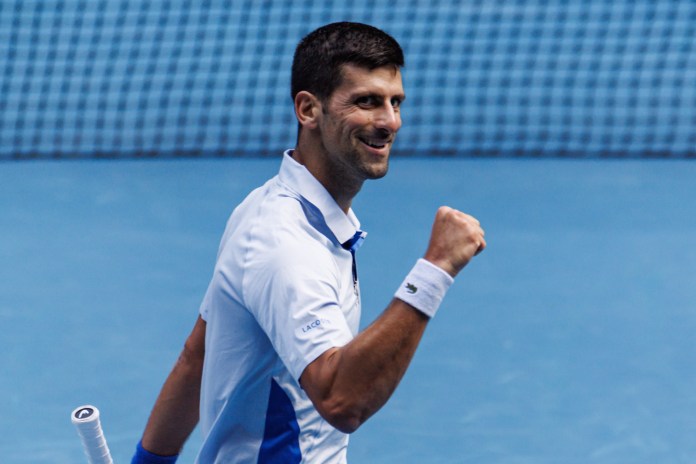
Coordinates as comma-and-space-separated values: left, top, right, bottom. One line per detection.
258, 378, 302, 463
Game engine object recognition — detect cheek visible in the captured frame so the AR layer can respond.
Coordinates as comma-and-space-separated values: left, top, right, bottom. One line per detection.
336, 119, 358, 140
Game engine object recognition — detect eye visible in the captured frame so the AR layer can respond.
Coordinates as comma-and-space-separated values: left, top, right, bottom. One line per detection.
355, 95, 378, 107
390, 97, 403, 109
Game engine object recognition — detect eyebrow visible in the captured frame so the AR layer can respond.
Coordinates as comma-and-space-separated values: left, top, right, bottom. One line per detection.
351, 91, 406, 101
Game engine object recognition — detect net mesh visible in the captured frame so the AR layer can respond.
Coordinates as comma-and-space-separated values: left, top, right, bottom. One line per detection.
1, 0, 695, 159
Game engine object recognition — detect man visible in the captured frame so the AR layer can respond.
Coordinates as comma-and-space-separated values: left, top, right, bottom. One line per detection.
132, 22, 485, 463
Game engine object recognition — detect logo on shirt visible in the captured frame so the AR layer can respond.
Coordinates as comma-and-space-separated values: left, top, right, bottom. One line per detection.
300, 318, 332, 334
405, 283, 418, 294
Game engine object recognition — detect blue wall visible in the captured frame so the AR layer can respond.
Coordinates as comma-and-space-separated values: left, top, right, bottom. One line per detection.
1, 1, 694, 159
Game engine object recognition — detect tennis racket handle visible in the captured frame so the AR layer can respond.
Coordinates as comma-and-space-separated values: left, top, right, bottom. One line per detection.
71, 405, 114, 464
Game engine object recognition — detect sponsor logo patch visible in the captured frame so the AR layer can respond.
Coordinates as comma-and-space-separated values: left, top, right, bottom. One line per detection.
297, 318, 332, 335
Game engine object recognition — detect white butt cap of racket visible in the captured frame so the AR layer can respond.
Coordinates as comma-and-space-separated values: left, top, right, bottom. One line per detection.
71, 405, 114, 464
72, 405, 101, 426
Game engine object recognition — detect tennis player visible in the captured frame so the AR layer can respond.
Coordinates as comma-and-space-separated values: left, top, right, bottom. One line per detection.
131, 22, 485, 464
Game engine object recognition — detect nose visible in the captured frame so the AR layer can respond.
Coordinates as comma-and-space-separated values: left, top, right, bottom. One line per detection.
374, 103, 401, 134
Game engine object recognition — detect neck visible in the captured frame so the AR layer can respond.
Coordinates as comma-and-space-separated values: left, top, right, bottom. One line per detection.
292, 144, 362, 214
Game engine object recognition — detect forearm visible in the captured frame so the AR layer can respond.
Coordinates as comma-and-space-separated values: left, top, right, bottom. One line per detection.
141, 355, 202, 454
303, 299, 429, 432
140, 317, 205, 456
339, 299, 428, 416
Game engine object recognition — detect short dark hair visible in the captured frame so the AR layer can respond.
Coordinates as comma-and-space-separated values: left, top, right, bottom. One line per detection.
291, 22, 404, 102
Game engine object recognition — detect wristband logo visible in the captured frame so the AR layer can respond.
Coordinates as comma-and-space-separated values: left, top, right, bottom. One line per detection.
405, 283, 418, 294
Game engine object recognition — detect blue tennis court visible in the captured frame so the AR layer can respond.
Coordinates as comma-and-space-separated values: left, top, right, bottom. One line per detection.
2, 157, 695, 463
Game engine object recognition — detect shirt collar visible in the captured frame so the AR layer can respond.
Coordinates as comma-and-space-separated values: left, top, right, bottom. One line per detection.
278, 150, 365, 247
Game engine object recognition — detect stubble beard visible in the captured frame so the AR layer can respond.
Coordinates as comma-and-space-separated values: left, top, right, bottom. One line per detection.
324, 135, 391, 185
349, 143, 390, 181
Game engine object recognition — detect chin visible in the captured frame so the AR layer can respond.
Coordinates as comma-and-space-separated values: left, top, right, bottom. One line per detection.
364, 161, 389, 180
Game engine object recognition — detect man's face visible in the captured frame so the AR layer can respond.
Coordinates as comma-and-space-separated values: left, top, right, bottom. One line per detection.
316, 64, 405, 183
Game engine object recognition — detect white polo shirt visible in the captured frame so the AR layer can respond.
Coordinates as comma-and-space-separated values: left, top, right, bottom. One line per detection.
196, 150, 365, 464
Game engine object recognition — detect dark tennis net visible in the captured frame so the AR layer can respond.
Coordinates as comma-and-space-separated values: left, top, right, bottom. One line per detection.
1, 1, 695, 159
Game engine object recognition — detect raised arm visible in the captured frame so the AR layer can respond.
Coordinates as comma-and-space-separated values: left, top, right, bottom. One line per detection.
300, 206, 486, 433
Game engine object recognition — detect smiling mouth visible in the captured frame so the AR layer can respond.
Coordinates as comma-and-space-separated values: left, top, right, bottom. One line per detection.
359, 137, 390, 149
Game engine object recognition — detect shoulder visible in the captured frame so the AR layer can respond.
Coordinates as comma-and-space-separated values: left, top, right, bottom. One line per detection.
217, 175, 340, 284
252, 198, 336, 271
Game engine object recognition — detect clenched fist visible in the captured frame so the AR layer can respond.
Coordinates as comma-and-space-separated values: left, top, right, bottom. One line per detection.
423, 206, 486, 278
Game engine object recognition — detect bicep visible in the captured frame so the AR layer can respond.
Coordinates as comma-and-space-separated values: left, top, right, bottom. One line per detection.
182, 315, 206, 364
299, 346, 340, 400
300, 346, 364, 433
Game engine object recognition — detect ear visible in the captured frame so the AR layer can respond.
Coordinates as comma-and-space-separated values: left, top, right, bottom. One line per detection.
294, 91, 322, 130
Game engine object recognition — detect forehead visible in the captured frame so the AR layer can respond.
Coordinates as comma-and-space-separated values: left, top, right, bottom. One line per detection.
333, 63, 404, 98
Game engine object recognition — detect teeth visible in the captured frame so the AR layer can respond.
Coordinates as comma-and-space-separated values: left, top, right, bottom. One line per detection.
361, 138, 386, 149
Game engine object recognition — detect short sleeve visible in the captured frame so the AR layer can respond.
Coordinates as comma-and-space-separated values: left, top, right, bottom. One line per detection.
242, 233, 354, 380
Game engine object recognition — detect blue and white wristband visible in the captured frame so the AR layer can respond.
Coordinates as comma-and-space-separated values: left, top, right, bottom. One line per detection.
394, 259, 454, 318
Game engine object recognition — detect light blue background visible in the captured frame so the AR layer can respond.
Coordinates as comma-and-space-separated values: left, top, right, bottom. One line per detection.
1, 158, 696, 462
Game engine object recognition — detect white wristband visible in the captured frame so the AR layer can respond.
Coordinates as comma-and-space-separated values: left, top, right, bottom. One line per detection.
394, 259, 454, 318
